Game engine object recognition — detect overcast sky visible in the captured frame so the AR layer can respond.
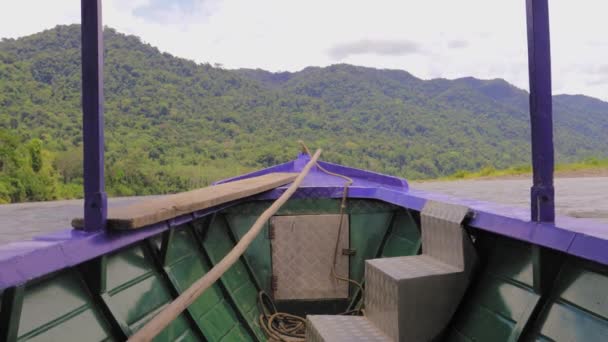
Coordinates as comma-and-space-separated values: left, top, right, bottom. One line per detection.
1, 0, 607, 100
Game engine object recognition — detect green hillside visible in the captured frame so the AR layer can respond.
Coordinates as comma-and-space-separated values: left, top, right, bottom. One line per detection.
0, 25, 607, 203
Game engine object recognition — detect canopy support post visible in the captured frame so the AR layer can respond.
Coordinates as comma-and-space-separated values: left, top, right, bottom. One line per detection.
526, 0, 555, 223
81, 0, 107, 231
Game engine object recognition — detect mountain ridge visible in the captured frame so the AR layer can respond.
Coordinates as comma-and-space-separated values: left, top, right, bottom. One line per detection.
4, 25, 607, 102
0, 24, 606, 202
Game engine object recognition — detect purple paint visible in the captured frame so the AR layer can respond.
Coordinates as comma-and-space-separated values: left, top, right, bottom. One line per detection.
569, 234, 608, 266
81, 0, 107, 231
212, 160, 296, 185
293, 152, 311, 171
526, 0, 555, 222
0, 203, 237, 289
213, 153, 409, 191
169, 213, 196, 228
2, 159, 608, 289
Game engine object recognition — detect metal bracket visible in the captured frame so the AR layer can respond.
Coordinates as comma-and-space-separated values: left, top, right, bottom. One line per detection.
268, 222, 275, 240
342, 248, 357, 256
271, 275, 278, 295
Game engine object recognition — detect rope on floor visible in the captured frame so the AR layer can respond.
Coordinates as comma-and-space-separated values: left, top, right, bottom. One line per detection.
258, 291, 307, 342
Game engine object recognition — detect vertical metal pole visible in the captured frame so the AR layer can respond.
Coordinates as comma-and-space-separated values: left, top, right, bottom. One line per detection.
526, 0, 555, 222
81, 0, 107, 231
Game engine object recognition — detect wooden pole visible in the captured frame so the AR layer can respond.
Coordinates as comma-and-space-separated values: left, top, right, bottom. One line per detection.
128, 149, 322, 342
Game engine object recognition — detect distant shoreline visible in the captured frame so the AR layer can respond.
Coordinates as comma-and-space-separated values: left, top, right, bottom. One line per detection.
417, 159, 608, 182
444, 168, 608, 181
413, 171, 608, 183
479, 167, 608, 180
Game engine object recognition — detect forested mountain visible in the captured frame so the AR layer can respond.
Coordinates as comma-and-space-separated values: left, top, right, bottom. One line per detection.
1, 25, 607, 203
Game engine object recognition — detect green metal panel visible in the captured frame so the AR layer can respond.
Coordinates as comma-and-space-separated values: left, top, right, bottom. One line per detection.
343, 199, 398, 214
0, 286, 24, 342
532, 259, 608, 341
449, 275, 539, 341
164, 228, 254, 341
446, 236, 539, 342
349, 212, 394, 289
225, 214, 272, 294
486, 238, 535, 288
16, 270, 114, 342
102, 243, 197, 341
223, 199, 401, 299
202, 217, 266, 341
222, 199, 397, 216
381, 211, 421, 257
221, 325, 258, 341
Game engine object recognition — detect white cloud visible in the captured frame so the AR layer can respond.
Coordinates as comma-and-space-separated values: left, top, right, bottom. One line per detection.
328, 39, 423, 60
0, 0, 607, 100
0, 0, 79, 38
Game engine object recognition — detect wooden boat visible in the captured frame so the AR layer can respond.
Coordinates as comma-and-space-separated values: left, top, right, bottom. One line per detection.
2, 151, 607, 341
1, 1, 606, 341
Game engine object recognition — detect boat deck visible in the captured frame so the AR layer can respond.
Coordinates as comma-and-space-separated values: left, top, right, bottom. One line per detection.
0, 159, 607, 341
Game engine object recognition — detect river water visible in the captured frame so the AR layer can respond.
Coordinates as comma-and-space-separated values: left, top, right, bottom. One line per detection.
412, 177, 608, 224
1, 177, 607, 245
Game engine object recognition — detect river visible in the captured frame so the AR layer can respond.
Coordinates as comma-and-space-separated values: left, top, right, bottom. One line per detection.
412, 176, 608, 224
1, 177, 607, 245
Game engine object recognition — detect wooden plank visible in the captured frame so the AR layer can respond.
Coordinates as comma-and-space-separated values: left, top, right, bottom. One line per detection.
127, 149, 321, 342
72, 173, 297, 230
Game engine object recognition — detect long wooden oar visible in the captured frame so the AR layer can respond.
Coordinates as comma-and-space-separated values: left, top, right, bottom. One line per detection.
128, 149, 322, 342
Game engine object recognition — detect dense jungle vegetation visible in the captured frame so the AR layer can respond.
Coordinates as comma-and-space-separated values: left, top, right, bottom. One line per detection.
1, 25, 607, 203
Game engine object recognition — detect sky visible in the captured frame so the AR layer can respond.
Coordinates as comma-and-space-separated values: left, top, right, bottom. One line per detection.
0, 0, 607, 101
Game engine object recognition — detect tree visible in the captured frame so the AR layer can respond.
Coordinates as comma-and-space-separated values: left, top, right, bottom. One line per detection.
28, 138, 43, 172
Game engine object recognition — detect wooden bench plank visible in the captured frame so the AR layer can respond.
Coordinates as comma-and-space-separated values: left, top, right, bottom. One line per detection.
71, 173, 297, 230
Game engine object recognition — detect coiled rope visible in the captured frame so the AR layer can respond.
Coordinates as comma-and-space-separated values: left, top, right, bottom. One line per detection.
258, 291, 307, 341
